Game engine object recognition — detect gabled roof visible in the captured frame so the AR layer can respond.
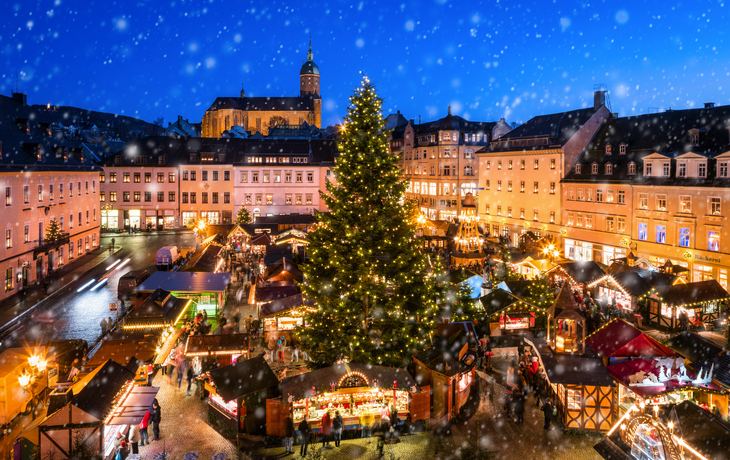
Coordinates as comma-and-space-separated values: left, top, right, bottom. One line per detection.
653, 280, 730, 307
72, 360, 135, 421
559, 261, 606, 284
691, 354, 730, 389
259, 293, 315, 318
282, 363, 416, 399
125, 288, 190, 325
606, 272, 653, 298
480, 289, 539, 317
665, 331, 725, 363
672, 400, 730, 460
254, 281, 299, 303
206, 355, 279, 402
249, 233, 272, 246
264, 257, 303, 283
586, 319, 677, 358
185, 334, 251, 357
181, 243, 223, 273
136, 272, 231, 293
206, 96, 314, 112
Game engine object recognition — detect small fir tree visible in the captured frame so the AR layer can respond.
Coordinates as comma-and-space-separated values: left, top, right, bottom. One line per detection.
452, 282, 482, 322
295, 76, 443, 368
235, 207, 252, 225
44, 218, 63, 243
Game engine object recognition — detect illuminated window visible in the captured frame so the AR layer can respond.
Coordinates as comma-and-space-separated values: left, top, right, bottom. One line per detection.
639, 193, 648, 209
679, 228, 690, 247
710, 197, 721, 215
709, 231, 720, 251
656, 225, 666, 244
680, 195, 691, 213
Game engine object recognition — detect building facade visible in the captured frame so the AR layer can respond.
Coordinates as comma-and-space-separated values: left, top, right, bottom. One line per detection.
201, 40, 322, 137
562, 104, 730, 289
391, 109, 508, 221
0, 93, 101, 302
476, 97, 610, 247
233, 139, 337, 218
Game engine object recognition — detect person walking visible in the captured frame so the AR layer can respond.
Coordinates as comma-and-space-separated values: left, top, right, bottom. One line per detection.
111, 237, 115, 249
513, 388, 525, 424
151, 399, 162, 441
186, 365, 195, 396
268, 335, 278, 362
284, 413, 295, 454
321, 410, 332, 447
298, 416, 311, 457
277, 336, 286, 362
291, 343, 300, 362
138, 410, 150, 447
128, 424, 140, 454
245, 315, 253, 334
100, 318, 108, 336
333, 410, 343, 447
541, 398, 554, 430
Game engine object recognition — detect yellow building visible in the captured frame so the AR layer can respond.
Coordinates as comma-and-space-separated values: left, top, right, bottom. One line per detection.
476, 97, 610, 246
201, 40, 321, 137
560, 104, 730, 290
390, 109, 509, 221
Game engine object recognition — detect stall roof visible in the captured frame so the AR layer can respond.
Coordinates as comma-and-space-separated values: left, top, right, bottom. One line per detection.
586, 319, 677, 358
547, 284, 580, 319
690, 354, 730, 389
181, 243, 223, 272
72, 360, 135, 421
259, 293, 315, 318
249, 233, 272, 246
534, 341, 615, 387
446, 268, 479, 284
606, 272, 653, 298
497, 280, 535, 298
653, 279, 730, 306
184, 334, 250, 356
665, 331, 725, 363
606, 262, 677, 287
135, 271, 231, 293
85, 339, 158, 369
282, 363, 416, 400
264, 258, 303, 283
606, 358, 724, 399
592, 435, 632, 460
107, 386, 160, 426
207, 354, 279, 402
125, 288, 191, 324
254, 281, 299, 303
479, 289, 538, 317
672, 400, 730, 460
559, 261, 606, 284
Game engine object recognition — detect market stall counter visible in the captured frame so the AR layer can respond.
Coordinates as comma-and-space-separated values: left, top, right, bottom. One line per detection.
267, 363, 423, 437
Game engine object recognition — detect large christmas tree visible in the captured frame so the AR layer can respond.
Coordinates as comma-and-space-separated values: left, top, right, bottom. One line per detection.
296, 77, 443, 368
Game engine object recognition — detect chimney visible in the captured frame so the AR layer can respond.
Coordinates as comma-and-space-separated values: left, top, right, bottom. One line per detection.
397, 110, 400, 114
419, 115, 421, 124
11, 92, 27, 106
178, 115, 183, 123
593, 90, 606, 109
704, 102, 715, 108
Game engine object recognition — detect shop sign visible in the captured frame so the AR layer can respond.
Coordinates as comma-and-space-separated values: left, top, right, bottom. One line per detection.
694, 254, 721, 264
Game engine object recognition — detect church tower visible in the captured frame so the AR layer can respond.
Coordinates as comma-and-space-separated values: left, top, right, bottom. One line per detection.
300, 38, 321, 127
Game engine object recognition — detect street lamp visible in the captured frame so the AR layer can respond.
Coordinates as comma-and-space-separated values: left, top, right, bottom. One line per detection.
18, 355, 49, 421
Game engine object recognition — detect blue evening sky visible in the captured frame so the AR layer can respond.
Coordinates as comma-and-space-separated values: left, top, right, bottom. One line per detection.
2, 0, 728, 128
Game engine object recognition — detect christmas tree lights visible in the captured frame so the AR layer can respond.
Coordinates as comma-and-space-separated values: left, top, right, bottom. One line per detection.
295, 76, 444, 368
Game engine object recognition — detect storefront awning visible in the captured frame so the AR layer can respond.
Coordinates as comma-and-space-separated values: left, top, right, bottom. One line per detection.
107, 386, 160, 426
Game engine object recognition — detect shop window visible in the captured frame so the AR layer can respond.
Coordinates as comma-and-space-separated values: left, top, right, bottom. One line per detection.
566, 388, 581, 410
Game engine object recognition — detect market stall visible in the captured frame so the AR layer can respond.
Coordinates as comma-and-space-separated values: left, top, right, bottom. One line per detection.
649, 280, 730, 331
555, 261, 606, 294
259, 293, 316, 343
135, 271, 231, 317
37, 359, 158, 460
479, 288, 543, 336
201, 355, 279, 434
122, 288, 193, 331
184, 333, 251, 367
594, 400, 730, 460
180, 243, 225, 273
547, 286, 587, 354
589, 271, 654, 316
586, 319, 677, 366
268, 363, 422, 437
690, 354, 730, 420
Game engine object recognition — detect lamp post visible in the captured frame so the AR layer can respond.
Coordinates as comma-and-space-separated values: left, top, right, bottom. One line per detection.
18, 355, 49, 421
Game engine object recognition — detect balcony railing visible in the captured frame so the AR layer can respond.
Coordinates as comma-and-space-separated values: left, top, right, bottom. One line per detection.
33, 233, 70, 258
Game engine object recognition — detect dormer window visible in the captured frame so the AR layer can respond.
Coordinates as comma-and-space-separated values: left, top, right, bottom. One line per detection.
158, 156, 166, 165
189, 153, 198, 162
134, 156, 147, 165
605, 144, 612, 155
619, 143, 627, 155
662, 162, 670, 176
690, 132, 699, 146
645, 163, 653, 176
605, 163, 613, 175
591, 163, 599, 174
698, 162, 707, 177
575, 164, 582, 174
628, 162, 636, 175
115, 155, 122, 165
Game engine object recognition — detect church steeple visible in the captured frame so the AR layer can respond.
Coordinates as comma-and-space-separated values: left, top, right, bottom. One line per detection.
307, 36, 313, 62
240, 83, 245, 98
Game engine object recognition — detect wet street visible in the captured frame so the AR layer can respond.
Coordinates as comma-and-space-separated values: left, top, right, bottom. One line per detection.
1, 232, 195, 351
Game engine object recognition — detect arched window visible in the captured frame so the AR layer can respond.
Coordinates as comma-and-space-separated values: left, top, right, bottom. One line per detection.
605, 144, 612, 155
628, 162, 636, 175
253, 208, 261, 217
591, 163, 599, 174
619, 143, 627, 155
605, 163, 613, 175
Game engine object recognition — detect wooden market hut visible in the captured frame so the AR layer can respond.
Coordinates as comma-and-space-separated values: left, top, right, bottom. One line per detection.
84, 336, 158, 372
135, 271, 231, 317
180, 243, 224, 273
546, 285, 587, 354
690, 354, 730, 419
479, 288, 543, 336
259, 293, 316, 343
34, 359, 159, 460
528, 337, 617, 431
268, 363, 422, 437
249, 232, 272, 253
184, 333, 252, 366
122, 288, 193, 331
649, 279, 730, 331
203, 355, 280, 434
264, 258, 303, 283
556, 261, 606, 292
593, 400, 730, 460
414, 321, 479, 423
665, 331, 725, 364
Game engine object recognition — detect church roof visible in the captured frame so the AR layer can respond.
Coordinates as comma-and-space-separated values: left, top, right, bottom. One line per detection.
300, 61, 320, 76
206, 96, 315, 113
